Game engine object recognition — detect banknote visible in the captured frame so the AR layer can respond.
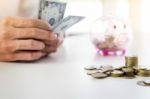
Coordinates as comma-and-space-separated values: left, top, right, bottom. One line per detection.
38, 0, 66, 26
52, 16, 85, 34
38, 1, 85, 34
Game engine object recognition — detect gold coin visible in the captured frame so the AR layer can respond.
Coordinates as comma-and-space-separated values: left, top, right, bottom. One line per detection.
122, 67, 135, 76
125, 56, 138, 67
137, 69, 150, 77
111, 70, 124, 77
123, 75, 136, 79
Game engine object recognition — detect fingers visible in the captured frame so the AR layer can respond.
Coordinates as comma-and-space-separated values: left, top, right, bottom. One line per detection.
14, 39, 45, 51
1, 27, 57, 41
0, 40, 45, 54
42, 46, 57, 53
0, 52, 45, 62
1, 17, 50, 30
44, 39, 59, 46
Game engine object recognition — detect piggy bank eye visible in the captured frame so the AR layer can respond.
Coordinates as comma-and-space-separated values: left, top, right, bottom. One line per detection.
124, 24, 126, 29
114, 25, 117, 29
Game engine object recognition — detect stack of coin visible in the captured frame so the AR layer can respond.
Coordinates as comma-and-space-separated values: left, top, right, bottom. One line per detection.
137, 68, 150, 77
125, 56, 138, 67
122, 67, 135, 77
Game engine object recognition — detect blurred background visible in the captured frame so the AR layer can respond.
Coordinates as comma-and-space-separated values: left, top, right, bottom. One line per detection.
0, 0, 149, 55
63, 0, 148, 36
0, 0, 149, 34
62, 0, 150, 56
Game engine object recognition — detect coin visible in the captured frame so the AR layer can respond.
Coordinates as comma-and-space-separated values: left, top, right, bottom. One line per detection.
137, 81, 150, 86
84, 66, 96, 70
133, 67, 139, 74
84, 56, 150, 82
97, 65, 113, 70
99, 65, 114, 73
87, 70, 99, 75
143, 80, 150, 86
111, 70, 124, 77
122, 67, 135, 76
122, 67, 134, 72
137, 69, 150, 77
125, 56, 138, 67
105, 71, 111, 76
137, 81, 146, 86
91, 72, 108, 79
115, 66, 126, 70
123, 76, 136, 79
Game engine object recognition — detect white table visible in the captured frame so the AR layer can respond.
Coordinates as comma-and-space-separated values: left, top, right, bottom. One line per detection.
0, 35, 150, 99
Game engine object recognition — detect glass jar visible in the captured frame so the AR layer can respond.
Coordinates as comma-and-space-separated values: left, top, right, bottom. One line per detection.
90, 16, 132, 56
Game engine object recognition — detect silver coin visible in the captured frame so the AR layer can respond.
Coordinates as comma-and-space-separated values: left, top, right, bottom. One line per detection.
84, 66, 96, 70
91, 72, 108, 79
97, 65, 113, 70
87, 70, 99, 75
143, 80, 150, 85
137, 81, 150, 86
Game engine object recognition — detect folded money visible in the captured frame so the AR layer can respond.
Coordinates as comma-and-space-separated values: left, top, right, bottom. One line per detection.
38, 0, 85, 34
39, 0, 66, 26
52, 16, 85, 34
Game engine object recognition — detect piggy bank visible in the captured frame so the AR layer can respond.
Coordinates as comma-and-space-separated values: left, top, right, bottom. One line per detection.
90, 16, 132, 56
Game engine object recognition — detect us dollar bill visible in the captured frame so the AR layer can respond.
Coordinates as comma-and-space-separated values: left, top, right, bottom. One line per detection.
52, 16, 85, 34
38, 0, 85, 34
38, 0, 66, 27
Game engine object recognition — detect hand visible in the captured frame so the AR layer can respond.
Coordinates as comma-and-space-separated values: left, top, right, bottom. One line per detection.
0, 17, 59, 62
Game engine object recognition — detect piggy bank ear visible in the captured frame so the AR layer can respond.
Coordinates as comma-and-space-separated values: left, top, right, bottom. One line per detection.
104, 18, 118, 35
122, 19, 132, 32
121, 19, 133, 41
122, 18, 132, 27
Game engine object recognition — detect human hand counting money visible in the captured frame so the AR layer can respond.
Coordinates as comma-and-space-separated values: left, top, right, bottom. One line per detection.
0, 17, 60, 62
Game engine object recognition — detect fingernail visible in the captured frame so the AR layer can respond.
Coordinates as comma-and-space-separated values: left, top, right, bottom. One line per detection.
50, 33, 58, 40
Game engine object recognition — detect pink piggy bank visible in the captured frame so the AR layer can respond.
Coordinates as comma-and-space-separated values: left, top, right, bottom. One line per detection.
90, 16, 132, 56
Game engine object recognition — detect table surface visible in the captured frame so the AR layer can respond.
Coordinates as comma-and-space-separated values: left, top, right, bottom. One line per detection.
0, 35, 150, 99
